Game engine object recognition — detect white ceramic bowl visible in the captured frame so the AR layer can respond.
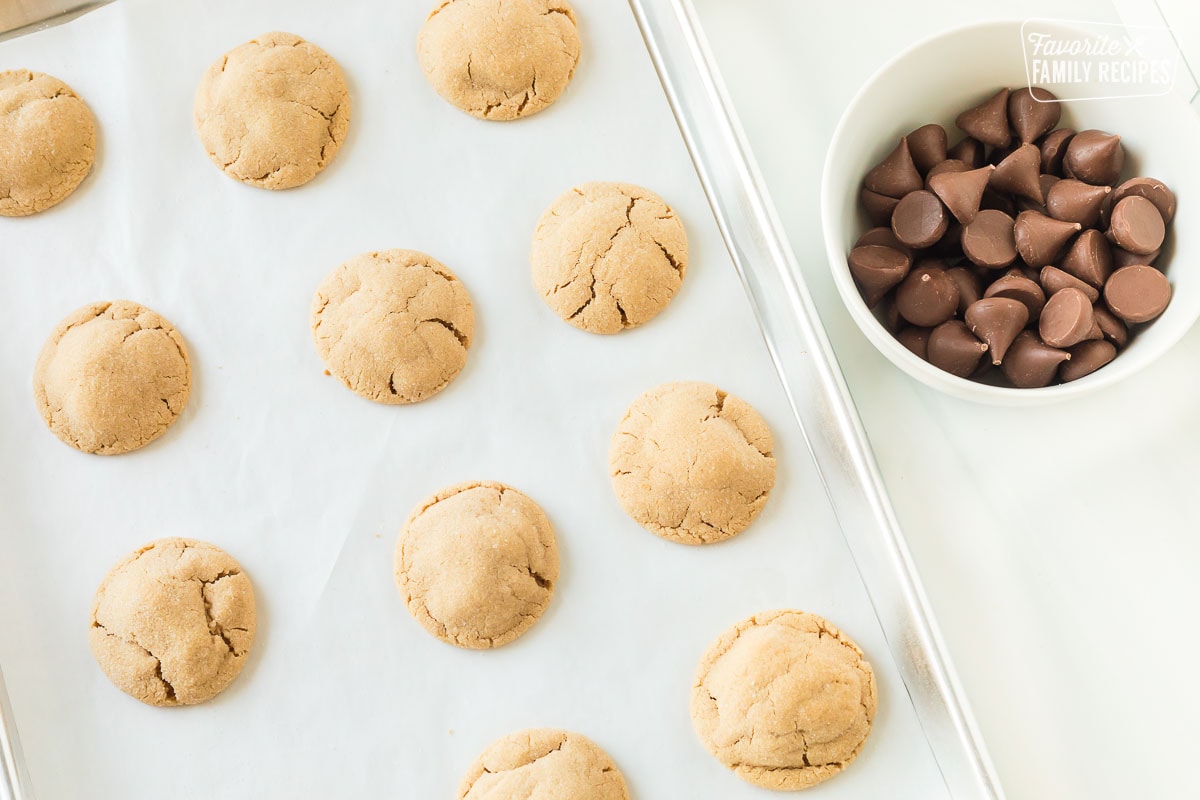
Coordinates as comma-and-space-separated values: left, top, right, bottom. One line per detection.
821, 21, 1200, 405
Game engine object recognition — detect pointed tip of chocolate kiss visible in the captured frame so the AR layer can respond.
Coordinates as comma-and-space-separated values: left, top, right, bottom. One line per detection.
1008, 87, 1061, 144
929, 165, 994, 224
1064, 130, 1125, 186
1060, 228, 1114, 287
956, 88, 1012, 149
1002, 331, 1072, 387
927, 320, 989, 378
989, 144, 1044, 204
1014, 211, 1082, 267
964, 296, 1030, 365
1045, 179, 1113, 227
864, 136, 922, 198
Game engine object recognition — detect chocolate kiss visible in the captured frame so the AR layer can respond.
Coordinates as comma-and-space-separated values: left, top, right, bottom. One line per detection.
1092, 303, 1128, 348
895, 264, 960, 327
929, 165, 993, 224
1001, 331, 1071, 388
1060, 229, 1113, 288
1039, 128, 1074, 174
1064, 130, 1124, 186
956, 88, 1012, 148
861, 188, 900, 226
946, 266, 984, 313
928, 320, 988, 378
848, 245, 911, 307
1111, 177, 1176, 224
984, 272, 1047, 319
1106, 196, 1165, 255
897, 326, 932, 360
1014, 211, 1080, 267
864, 137, 923, 198
965, 297, 1029, 364
1104, 265, 1172, 324
1039, 287, 1095, 348
1008, 87, 1061, 144
990, 144, 1044, 203
1061, 340, 1116, 382
1040, 265, 1099, 303
947, 137, 987, 168
1045, 179, 1111, 227
907, 123, 948, 174
1112, 243, 1160, 268
856, 226, 912, 256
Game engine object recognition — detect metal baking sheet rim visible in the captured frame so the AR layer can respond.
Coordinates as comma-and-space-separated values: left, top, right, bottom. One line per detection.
627, 0, 1005, 798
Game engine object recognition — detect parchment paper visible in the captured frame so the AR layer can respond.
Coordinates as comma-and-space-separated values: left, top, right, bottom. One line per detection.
0, 0, 950, 796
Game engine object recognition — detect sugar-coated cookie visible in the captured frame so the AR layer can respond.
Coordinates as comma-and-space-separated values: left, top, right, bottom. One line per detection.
532, 182, 687, 334
691, 609, 877, 790
194, 31, 350, 189
458, 728, 629, 800
33, 300, 191, 455
0, 70, 96, 216
90, 538, 256, 706
418, 0, 581, 120
610, 381, 775, 544
396, 481, 557, 649
311, 249, 474, 404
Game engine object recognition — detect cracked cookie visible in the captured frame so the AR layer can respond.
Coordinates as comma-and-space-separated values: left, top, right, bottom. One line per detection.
395, 481, 557, 649
418, 0, 581, 121
194, 31, 350, 189
33, 300, 191, 455
89, 538, 256, 707
532, 181, 688, 334
311, 249, 474, 404
609, 381, 775, 544
458, 728, 629, 800
0, 69, 96, 216
691, 610, 877, 791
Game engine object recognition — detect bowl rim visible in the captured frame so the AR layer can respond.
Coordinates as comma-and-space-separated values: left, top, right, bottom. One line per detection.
820, 18, 1200, 405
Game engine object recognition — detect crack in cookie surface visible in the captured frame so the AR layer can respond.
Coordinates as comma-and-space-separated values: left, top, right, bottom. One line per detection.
89, 538, 256, 707
395, 481, 557, 650
533, 182, 688, 334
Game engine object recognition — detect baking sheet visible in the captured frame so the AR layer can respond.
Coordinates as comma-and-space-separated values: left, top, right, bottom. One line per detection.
0, 0, 948, 796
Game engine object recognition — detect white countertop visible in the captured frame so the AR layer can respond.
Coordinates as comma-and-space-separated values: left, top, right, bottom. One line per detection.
693, 1, 1200, 798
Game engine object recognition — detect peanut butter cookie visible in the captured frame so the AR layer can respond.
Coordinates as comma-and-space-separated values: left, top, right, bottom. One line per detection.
610, 381, 775, 544
194, 31, 349, 189
0, 70, 96, 216
396, 481, 557, 649
311, 249, 474, 404
691, 610, 877, 790
89, 538, 256, 707
532, 182, 687, 334
33, 300, 191, 455
458, 728, 629, 800
418, 0, 581, 120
